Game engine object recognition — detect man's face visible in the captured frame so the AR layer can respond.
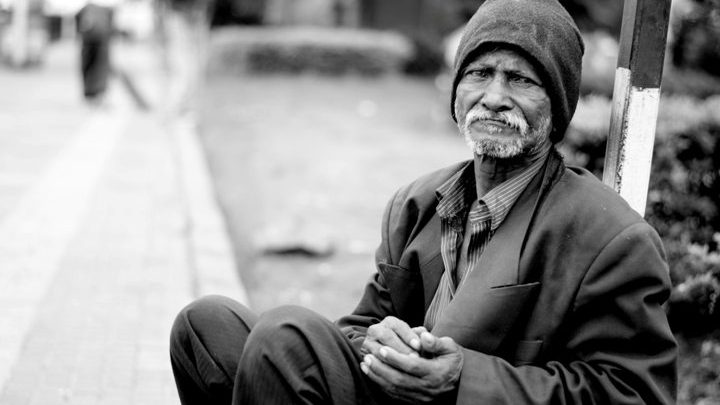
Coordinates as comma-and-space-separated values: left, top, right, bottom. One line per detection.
454, 48, 553, 159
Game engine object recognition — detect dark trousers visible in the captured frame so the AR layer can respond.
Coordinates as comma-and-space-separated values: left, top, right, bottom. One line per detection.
169, 295, 395, 404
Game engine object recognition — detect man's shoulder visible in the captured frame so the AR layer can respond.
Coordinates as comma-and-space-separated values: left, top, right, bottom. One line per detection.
551, 164, 644, 226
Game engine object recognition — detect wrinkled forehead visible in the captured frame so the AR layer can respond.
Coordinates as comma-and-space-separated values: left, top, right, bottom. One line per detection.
461, 43, 549, 85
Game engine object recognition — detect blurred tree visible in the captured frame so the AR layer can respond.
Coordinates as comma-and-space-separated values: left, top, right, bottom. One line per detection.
358, 0, 627, 74
211, 0, 264, 26
359, 0, 478, 74
671, 0, 720, 77
558, 0, 623, 34
359, 0, 625, 41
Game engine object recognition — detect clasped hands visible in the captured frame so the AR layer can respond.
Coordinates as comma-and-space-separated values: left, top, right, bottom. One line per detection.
360, 316, 464, 403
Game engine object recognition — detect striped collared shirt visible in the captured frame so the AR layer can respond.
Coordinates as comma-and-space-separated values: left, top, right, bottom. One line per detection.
424, 149, 549, 330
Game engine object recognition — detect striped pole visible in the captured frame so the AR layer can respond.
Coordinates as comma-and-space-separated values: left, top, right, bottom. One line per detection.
603, 0, 671, 216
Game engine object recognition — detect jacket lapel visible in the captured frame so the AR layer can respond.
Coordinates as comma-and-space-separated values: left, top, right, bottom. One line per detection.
430, 153, 560, 353
399, 213, 445, 311
389, 213, 444, 324
415, 214, 445, 310
474, 160, 544, 288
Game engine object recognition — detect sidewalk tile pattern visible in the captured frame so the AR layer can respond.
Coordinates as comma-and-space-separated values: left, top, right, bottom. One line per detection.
0, 40, 245, 404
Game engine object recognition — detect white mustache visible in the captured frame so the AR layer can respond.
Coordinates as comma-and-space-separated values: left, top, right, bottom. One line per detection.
465, 109, 529, 135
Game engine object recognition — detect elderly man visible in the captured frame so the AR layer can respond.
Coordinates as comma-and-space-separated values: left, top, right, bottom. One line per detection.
169, 0, 677, 403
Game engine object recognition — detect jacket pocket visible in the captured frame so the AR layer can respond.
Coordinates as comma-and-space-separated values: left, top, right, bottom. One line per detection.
432, 282, 541, 353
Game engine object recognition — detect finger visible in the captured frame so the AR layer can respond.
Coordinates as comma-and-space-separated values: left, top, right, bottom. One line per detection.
383, 317, 421, 352
361, 358, 394, 396
378, 346, 428, 378
361, 338, 383, 356
366, 324, 411, 355
435, 336, 459, 355
361, 354, 431, 402
420, 332, 458, 356
419, 331, 440, 355
411, 326, 428, 336
361, 354, 403, 391
370, 319, 416, 354
361, 360, 414, 403
364, 353, 418, 387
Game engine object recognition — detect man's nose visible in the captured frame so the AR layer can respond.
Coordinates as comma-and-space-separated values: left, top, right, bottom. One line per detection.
480, 77, 513, 112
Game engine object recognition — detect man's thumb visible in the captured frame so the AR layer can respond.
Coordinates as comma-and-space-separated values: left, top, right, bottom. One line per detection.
420, 332, 457, 355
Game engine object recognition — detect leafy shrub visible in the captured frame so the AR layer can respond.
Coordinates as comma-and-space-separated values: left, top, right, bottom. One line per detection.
649, 97, 720, 248
670, 0, 720, 78
669, 261, 720, 336
677, 336, 720, 405
403, 37, 445, 76
208, 26, 414, 76
559, 0, 624, 33
561, 95, 612, 173
577, 35, 720, 99
579, 31, 617, 98
661, 67, 720, 99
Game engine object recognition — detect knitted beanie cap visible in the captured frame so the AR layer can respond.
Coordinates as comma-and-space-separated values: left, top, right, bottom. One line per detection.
450, 0, 584, 143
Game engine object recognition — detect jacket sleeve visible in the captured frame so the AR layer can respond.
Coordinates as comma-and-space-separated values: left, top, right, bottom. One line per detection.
455, 222, 677, 404
335, 188, 405, 352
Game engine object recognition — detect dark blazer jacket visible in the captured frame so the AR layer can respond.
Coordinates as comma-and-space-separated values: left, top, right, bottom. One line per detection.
337, 151, 677, 404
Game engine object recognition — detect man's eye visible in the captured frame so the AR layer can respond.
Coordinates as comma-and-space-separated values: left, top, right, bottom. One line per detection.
510, 74, 537, 86
466, 69, 491, 79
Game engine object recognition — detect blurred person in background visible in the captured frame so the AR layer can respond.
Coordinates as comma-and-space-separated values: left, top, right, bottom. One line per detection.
76, 0, 115, 106
168, 0, 678, 403
155, 0, 215, 116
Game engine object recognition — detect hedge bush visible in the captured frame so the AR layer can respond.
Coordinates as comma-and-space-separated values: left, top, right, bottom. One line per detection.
661, 67, 720, 99
578, 32, 720, 100
677, 336, 720, 405
670, 0, 720, 78
208, 26, 414, 76
579, 31, 617, 98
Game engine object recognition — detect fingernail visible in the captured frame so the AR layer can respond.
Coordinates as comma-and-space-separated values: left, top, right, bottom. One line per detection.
421, 332, 433, 341
379, 347, 387, 358
410, 338, 420, 350
360, 363, 369, 374
363, 354, 372, 366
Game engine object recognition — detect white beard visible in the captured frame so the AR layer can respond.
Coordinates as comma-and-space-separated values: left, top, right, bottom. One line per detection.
459, 108, 551, 159
465, 136, 523, 159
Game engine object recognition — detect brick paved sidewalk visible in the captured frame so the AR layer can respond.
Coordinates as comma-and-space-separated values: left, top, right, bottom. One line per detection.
0, 40, 245, 404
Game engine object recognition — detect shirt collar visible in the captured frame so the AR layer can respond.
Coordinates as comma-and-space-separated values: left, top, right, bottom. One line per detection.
479, 148, 548, 231
436, 147, 550, 231
435, 161, 474, 221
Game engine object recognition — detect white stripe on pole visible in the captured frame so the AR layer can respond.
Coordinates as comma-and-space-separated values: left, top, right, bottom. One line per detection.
603, 67, 662, 215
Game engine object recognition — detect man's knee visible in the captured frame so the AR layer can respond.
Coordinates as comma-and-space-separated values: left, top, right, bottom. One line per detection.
244, 305, 332, 354
255, 305, 328, 334
170, 295, 251, 358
